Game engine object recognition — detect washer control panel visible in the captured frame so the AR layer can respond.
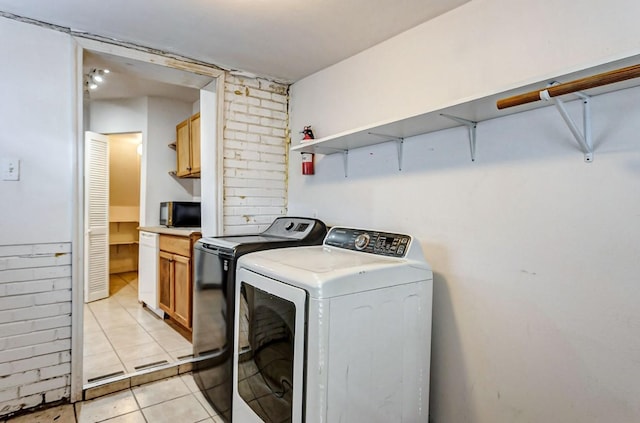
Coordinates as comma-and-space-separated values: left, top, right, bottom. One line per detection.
325, 227, 411, 257
262, 217, 326, 240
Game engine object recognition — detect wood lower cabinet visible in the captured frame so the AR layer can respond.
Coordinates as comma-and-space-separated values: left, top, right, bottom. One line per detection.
158, 251, 174, 314
158, 232, 200, 331
172, 254, 191, 328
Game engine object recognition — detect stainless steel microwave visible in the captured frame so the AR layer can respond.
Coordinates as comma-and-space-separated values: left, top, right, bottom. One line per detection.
160, 201, 201, 227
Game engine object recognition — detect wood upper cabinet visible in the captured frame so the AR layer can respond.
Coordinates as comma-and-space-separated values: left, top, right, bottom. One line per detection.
158, 232, 201, 331
175, 112, 201, 178
189, 113, 201, 175
176, 118, 191, 177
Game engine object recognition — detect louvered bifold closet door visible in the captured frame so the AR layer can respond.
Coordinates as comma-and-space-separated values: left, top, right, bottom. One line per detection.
85, 131, 110, 302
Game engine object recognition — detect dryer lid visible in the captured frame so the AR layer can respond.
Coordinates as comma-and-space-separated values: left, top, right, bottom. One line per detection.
237, 245, 432, 298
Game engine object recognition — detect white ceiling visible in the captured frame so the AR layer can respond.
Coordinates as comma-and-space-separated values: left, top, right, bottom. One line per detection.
0, 0, 469, 83
83, 51, 206, 102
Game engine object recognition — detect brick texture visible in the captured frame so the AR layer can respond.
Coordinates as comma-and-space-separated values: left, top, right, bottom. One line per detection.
0, 243, 72, 418
223, 75, 290, 234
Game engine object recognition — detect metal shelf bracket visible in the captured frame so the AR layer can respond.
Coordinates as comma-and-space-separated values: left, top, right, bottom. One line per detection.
368, 132, 405, 171
343, 150, 349, 178
397, 139, 404, 171
440, 114, 478, 161
540, 89, 593, 162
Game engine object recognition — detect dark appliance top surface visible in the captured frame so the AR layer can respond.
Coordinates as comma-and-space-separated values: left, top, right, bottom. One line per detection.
195, 217, 327, 256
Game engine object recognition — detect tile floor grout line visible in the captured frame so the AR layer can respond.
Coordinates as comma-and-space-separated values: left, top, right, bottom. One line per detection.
84, 297, 124, 384
115, 275, 192, 367
119, 278, 180, 363
94, 409, 146, 423
84, 276, 130, 384
138, 391, 194, 410
85, 283, 129, 383
109, 276, 163, 374
83, 272, 193, 392
11, 374, 222, 423
86, 274, 158, 381
128, 384, 148, 423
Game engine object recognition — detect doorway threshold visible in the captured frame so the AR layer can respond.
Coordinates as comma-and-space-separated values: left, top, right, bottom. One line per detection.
83, 359, 194, 400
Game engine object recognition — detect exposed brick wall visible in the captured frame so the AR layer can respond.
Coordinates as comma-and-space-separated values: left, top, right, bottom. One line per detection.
0, 243, 72, 417
223, 75, 289, 235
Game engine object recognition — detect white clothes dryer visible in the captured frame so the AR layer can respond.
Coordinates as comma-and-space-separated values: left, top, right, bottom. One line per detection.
233, 227, 433, 423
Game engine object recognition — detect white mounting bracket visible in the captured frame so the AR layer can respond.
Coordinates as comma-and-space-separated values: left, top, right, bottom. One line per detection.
440, 114, 478, 161
368, 132, 405, 171
343, 150, 349, 178
540, 88, 593, 163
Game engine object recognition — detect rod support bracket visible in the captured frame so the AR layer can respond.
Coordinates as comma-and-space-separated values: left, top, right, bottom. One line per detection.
441, 114, 478, 161
343, 150, 349, 178
541, 91, 594, 163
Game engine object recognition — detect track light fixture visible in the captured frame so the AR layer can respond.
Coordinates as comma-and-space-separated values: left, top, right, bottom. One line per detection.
84, 68, 110, 91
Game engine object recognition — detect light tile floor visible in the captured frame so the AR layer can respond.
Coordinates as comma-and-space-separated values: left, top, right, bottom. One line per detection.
2, 374, 225, 423
83, 273, 193, 384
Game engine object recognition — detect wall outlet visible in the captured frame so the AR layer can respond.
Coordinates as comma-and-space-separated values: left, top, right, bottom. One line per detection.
2, 158, 20, 181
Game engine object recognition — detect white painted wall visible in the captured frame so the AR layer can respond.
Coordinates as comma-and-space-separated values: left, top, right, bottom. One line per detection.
0, 17, 74, 416
89, 98, 147, 133
0, 17, 73, 245
291, 86, 640, 423
89, 97, 195, 226
199, 82, 219, 237
290, 0, 640, 139
145, 97, 195, 225
289, 1, 640, 421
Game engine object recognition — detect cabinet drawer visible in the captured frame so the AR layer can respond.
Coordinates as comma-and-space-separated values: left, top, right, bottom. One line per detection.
159, 235, 191, 256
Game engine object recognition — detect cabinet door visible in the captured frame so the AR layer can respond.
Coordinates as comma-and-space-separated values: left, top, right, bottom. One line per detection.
176, 118, 191, 177
189, 113, 201, 175
158, 251, 174, 314
173, 254, 192, 329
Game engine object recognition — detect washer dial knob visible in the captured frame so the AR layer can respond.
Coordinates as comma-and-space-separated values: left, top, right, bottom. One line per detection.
354, 233, 370, 250
285, 221, 295, 230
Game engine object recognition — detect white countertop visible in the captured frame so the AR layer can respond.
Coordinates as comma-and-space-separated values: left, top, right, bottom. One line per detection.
138, 226, 202, 237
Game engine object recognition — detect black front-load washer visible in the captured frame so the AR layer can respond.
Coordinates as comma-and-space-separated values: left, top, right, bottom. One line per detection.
192, 217, 327, 422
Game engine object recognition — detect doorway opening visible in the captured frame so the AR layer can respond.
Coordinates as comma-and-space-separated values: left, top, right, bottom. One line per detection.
82, 131, 177, 386
74, 39, 224, 399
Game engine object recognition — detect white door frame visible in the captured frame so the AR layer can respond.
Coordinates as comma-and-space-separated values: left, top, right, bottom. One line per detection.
71, 37, 225, 401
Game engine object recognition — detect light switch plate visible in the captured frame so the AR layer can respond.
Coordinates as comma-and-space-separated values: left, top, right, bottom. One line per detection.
2, 158, 20, 181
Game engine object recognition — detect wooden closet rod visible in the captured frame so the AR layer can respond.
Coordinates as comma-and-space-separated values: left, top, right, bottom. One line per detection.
497, 63, 640, 110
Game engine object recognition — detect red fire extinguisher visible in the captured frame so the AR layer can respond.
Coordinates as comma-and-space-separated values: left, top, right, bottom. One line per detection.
301, 126, 315, 175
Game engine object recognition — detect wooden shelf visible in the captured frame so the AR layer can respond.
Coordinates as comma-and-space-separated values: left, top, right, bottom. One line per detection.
109, 221, 139, 274
292, 54, 640, 159
169, 170, 200, 179
109, 241, 138, 246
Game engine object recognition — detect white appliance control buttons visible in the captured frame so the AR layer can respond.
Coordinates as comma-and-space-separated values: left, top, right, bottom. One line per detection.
354, 233, 370, 250
325, 228, 411, 257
